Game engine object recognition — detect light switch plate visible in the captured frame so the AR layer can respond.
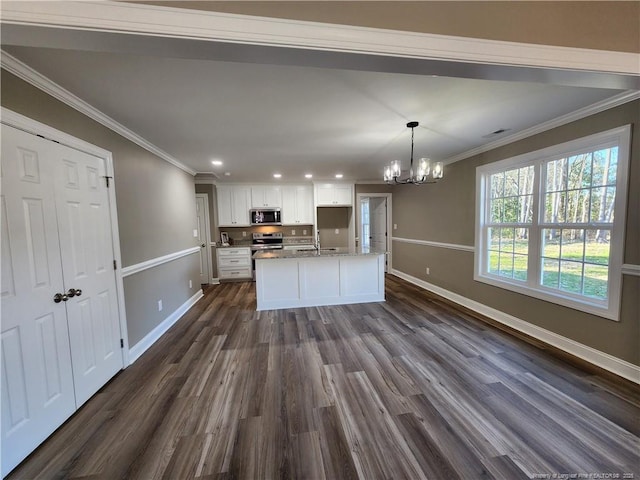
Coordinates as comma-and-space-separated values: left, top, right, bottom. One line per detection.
193, 229, 198, 237
335, 229, 339, 234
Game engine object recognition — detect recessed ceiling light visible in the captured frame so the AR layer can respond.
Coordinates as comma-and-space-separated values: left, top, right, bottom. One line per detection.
273, 173, 282, 179
305, 174, 313, 179
335, 174, 343, 179
211, 160, 223, 166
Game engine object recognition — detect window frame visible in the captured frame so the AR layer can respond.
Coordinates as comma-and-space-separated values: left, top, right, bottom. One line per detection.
474, 125, 631, 321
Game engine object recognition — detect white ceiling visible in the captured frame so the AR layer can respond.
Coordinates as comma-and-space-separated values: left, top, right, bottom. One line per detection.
1, 8, 630, 183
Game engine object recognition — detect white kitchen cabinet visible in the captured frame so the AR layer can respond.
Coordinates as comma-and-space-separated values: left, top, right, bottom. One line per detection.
251, 185, 282, 208
315, 183, 354, 206
281, 185, 314, 224
216, 247, 252, 280
217, 185, 251, 226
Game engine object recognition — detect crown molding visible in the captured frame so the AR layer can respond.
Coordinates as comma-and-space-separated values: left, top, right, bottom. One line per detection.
1, 0, 638, 75
0, 50, 197, 176
445, 90, 640, 165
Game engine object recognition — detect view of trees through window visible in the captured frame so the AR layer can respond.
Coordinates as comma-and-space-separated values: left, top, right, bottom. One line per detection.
486, 146, 617, 300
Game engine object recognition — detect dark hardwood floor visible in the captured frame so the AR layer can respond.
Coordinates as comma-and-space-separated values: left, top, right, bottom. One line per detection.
8, 275, 640, 479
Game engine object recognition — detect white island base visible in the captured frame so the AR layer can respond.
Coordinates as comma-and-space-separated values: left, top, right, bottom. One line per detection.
255, 252, 385, 311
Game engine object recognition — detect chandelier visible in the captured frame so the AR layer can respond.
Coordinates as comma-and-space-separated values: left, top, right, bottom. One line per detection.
383, 121, 443, 184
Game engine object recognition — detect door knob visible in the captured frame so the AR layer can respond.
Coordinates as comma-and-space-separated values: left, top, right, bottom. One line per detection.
201, 243, 206, 248
53, 293, 68, 303
67, 288, 82, 297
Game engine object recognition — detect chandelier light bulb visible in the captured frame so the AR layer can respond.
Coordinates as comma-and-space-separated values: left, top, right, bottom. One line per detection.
416, 158, 430, 179
390, 160, 401, 178
433, 162, 444, 179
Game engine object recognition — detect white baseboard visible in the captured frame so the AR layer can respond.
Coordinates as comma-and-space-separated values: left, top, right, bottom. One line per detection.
128, 289, 204, 365
391, 269, 640, 384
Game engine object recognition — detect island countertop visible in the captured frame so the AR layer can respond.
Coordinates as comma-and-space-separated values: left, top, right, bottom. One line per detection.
253, 246, 386, 260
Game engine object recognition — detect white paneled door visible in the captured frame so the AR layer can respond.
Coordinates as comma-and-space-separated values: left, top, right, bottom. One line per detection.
1, 124, 123, 476
54, 143, 123, 407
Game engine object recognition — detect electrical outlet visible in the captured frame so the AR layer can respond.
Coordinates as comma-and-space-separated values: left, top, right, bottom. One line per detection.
303, 229, 307, 235
426, 267, 430, 275
393, 224, 398, 230
158, 300, 163, 311
291, 229, 296, 235
189, 280, 193, 289
242, 231, 247, 237
335, 228, 339, 234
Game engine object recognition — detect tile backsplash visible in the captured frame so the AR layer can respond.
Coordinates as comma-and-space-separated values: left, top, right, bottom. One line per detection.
218, 225, 314, 245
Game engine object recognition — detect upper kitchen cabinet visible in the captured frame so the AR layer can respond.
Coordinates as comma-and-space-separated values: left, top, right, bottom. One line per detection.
315, 183, 354, 206
281, 185, 314, 224
251, 186, 282, 208
217, 185, 251, 226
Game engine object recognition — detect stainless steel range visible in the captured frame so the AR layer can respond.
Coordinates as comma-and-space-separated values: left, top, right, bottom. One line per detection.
251, 232, 283, 252
251, 233, 283, 279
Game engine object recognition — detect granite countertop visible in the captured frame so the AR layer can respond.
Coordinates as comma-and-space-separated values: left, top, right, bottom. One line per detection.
253, 246, 386, 260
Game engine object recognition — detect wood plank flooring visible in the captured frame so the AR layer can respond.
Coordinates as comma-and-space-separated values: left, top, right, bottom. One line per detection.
8, 275, 640, 479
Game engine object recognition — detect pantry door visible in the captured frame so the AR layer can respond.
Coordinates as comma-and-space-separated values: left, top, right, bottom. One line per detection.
1, 125, 77, 476
54, 144, 123, 407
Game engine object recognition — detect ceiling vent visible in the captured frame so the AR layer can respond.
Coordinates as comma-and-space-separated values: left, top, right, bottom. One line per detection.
482, 128, 512, 139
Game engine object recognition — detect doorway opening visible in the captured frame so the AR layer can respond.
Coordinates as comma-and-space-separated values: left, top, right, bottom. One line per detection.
357, 193, 392, 272
195, 193, 212, 285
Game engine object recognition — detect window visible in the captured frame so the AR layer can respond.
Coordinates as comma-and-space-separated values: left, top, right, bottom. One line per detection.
475, 125, 630, 320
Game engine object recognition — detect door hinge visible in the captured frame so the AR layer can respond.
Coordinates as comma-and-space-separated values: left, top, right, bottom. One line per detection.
120, 339, 124, 348
103, 175, 113, 188
113, 259, 117, 270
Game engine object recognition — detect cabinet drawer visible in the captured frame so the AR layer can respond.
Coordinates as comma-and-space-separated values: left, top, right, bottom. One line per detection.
218, 247, 251, 257
219, 267, 252, 279
218, 256, 251, 267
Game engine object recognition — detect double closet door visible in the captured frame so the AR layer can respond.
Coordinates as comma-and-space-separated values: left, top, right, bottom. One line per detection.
1, 124, 123, 476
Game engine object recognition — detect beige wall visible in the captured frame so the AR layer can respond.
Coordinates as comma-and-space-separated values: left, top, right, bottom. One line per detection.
2, 71, 201, 347
391, 100, 640, 365
135, 1, 639, 53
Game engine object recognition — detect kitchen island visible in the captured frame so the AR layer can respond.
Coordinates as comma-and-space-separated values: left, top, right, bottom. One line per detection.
254, 247, 386, 311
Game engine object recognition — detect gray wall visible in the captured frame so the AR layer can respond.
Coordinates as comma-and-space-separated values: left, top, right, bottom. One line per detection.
2, 71, 201, 347
390, 100, 640, 366
317, 207, 350, 248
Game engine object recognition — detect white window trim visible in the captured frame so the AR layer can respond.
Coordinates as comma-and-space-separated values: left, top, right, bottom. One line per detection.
474, 125, 631, 321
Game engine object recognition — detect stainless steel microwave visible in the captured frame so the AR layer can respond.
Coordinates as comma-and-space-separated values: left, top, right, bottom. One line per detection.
250, 208, 282, 226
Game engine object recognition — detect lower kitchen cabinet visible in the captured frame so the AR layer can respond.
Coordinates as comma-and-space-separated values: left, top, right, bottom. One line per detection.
216, 247, 252, 281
